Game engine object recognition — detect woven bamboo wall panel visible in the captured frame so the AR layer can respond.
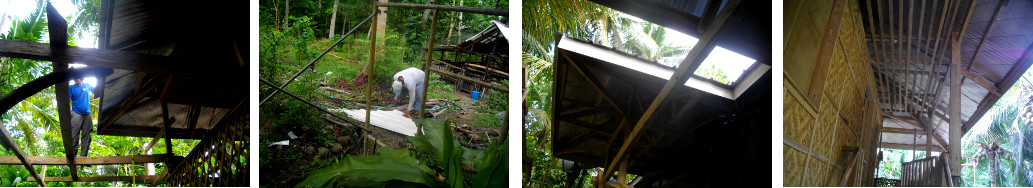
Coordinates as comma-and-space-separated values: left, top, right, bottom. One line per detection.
785, 91, 816, 146
829, 117, 849, 164
828, 166, 844, 186
159, 109, 249, 186
813, 94, 838, 158
826, 46, 848, 108
805, 157, 830, 186
784, 145, 807, 186
784, 0, 835, 91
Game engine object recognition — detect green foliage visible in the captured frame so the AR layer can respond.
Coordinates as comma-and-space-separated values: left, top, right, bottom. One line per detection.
293, 147, 438, 188
695, 64, 732, 85
472, 140, 508, 187
298, 119, 507, 188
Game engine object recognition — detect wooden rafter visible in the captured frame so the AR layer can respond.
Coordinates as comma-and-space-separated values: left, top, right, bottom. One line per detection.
963, 37, 1033, 133
561, 53, 624, 114
920, 0, 959, 124
599, 0, 742, 180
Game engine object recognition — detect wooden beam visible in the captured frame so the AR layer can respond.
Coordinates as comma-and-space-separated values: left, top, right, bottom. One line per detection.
374, 2, 507, 16
0, 155, 168, 165
561, 53, 624, 114
27, 175, 158, 182
957, 66, 1000, 96
963, 34, 1033, 133
600, 0, 742, 179
142, 128, 165, 152
428, 68, 508, 92
0, 40, 240, 75
882, 127, 925, 135
806, 0, 848, 107
880, 143, 945, 152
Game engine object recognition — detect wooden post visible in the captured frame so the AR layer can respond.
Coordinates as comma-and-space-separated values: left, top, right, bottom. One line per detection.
364, 8, 379, 135
948, 32, 962, 182
418, 9, 438, 122
46, 2, 77, 182
161, 101, 173, 155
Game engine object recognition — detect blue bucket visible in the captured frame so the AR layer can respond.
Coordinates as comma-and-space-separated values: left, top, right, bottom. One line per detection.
472, 91, 481, 100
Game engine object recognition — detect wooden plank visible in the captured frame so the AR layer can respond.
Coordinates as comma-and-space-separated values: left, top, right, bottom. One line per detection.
807, 0, 848, 108
27, 175, 158, 182
600, 0, 742, 179
0, 155, 168, 165
0, 121, 46, 186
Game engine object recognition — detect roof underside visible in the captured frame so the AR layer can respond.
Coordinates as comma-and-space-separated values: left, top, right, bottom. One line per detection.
862, 0, 1033, 149
552, 0, 771, 186
95, 0, 248, 139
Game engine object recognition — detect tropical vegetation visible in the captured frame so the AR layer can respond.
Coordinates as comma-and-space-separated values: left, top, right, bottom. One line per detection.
0, 1, 199, 186
258, 0, 509, 187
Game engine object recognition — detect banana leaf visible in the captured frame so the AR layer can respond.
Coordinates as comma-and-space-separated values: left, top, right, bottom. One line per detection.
294, 147, 437, 188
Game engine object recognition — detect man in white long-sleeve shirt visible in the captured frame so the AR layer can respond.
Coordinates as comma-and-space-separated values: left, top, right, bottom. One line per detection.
392, 67, 426, 119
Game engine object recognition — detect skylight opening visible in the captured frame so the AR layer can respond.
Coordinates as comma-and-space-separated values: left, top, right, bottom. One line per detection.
614, 12, 757, 86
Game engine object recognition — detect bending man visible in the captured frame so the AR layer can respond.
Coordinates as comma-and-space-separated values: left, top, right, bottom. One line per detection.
70, 76, 95, 157
392, 67, 425, 119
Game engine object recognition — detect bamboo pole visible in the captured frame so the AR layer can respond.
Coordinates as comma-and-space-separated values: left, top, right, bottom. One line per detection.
259, 12, 377, 105
375, 2, 507, 16
418, 9, 438, 123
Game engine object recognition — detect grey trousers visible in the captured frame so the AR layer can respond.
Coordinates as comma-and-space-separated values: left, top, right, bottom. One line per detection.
71, 110, 92, 157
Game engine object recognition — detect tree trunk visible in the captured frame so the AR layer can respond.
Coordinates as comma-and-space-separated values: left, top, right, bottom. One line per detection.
342, 13, 347, 36
990, 152, 997, 187
329, 0, 339, 39
284, 0, 291, 29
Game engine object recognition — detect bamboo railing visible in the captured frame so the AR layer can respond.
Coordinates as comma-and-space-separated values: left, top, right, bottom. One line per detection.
900, 155, 953, 187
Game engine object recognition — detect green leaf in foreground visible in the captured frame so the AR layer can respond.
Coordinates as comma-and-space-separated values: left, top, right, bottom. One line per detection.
294, 147, 437, 188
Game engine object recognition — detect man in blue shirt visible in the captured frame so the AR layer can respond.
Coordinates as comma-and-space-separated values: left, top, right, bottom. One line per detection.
69, 76, 94, 157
